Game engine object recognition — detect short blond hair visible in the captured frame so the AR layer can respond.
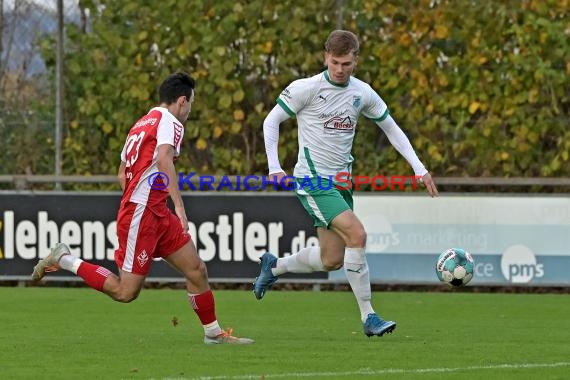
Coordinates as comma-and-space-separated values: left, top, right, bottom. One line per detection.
325, 30, 360, 56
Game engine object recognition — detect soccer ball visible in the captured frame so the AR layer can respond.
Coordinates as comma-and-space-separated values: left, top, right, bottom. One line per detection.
435, 248, 474, 287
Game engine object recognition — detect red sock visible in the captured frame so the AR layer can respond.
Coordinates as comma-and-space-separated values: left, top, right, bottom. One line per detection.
188, 290, 217, 325
77, 262, 112, 292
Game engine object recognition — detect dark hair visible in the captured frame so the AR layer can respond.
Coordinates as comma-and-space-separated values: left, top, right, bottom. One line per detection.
324, 30, 360, 56
158, 72, 195, 105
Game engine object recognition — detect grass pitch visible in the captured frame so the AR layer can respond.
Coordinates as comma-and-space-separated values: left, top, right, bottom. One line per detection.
1, 287, 569, 380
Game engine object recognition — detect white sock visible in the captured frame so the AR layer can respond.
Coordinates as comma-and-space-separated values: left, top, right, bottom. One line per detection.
344, 247, 375, 322
58, 254, 83, 275
272, 246, 324, 276
203, 320, 223, 337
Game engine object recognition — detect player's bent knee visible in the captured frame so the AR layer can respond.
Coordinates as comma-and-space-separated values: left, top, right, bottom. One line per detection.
346, 229, 367, 248
322, 258, 343, 272
113, 293, 139, 303
196, 260, 208, 276
110, 289, 140, 303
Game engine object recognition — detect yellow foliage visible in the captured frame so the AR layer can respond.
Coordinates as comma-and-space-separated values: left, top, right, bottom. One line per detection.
471, 36, 480, 48
262, 41, 273, 54
503, 108, 515, 117
176, 44, 189, 56
233, 109, 245, 121
194, 69, 209, 79
528, 88, 539, 103
219, 94, 232, 108
519, 142, 530, 153
399, 33, 413, 47
468, 101, 481, 114
427, 145, 443, 161
233, 89, 245, 102
196, 138, 208, 150
102, 123, 113, 135
417, 74, 428, 88
213, 126, 223, 138
386, 77, 399, 89
495, 151, 508, 161
527, 132, 539, 143
254, 103, 265, 114
434, 25, 449, 39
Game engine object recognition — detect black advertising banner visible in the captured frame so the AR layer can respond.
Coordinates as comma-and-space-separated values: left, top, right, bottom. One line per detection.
0, 192, 324, 281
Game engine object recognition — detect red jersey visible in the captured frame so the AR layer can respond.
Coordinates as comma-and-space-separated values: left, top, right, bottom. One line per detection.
119, 107, 184, 212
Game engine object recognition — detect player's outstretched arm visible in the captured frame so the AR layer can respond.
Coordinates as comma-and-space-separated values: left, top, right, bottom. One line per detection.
263, 105, 291, 175
376, 115, 438, 197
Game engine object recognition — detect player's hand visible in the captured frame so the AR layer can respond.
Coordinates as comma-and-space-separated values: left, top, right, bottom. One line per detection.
421, 172, 439, 197
175, 205, 189, 233
268, 171, 293, 189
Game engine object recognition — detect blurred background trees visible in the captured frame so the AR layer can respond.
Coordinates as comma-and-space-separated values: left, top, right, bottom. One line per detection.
1, 0, 568, 184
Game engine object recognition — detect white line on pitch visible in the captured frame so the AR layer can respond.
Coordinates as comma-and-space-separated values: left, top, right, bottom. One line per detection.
175, 361, 570, 380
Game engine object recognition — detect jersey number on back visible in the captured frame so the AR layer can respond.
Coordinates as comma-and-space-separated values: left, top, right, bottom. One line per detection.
125, 131, 146, 169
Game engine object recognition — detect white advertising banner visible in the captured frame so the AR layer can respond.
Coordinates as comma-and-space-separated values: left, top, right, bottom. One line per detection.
328, 195, 570, 286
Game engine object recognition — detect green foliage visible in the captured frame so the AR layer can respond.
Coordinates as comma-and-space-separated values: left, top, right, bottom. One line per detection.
350, 0, 569, 178
30, 0, 570, 180
0, 76, 54, 175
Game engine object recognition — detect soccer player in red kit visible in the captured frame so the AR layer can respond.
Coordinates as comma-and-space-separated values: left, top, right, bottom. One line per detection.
32, 72, 253, 344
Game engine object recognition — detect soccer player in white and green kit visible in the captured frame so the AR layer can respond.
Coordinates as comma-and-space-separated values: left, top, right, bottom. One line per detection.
253, 30, 439, 337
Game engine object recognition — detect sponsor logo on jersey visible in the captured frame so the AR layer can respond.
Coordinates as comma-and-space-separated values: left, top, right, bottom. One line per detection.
324, 115, 354, 134
280, 88, 292, 99
133, 117, 158, 129
319, 109, 347, 119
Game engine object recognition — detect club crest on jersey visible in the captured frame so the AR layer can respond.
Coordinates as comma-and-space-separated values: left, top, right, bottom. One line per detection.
352, 96, 361, 109
137, 249, 149, 267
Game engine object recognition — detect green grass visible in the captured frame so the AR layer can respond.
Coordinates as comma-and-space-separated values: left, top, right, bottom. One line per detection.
1, 288, 569, 380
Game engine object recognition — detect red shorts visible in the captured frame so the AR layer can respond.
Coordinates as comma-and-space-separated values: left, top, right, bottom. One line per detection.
114, 202, 191, 275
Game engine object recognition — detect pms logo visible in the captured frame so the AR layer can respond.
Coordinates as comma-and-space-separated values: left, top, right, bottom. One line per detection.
500, 244, 544, 283
361, 214, 399, 253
